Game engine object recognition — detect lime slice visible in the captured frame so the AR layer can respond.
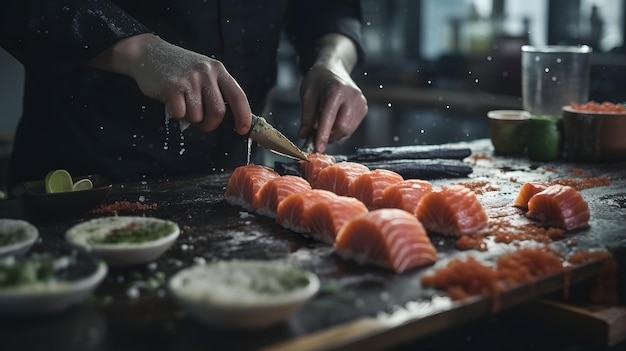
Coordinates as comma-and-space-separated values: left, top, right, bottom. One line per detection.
45, 169, 74, 194
72, 178, 94, 192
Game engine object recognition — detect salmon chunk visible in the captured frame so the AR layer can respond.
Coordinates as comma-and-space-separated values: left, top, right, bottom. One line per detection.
313, 162, 370, 196
379, 179, 433, 214
334, 209, 437, 273
348, 169, 404, 210
225, 165, 280, 211
276, 189, 337, 233
306, 195, 368, 243
299, 153, 336, 184
252, 175, 312, 218
415, 185, 488, 236
526, 185, 590, 230
513, 182, 548, 210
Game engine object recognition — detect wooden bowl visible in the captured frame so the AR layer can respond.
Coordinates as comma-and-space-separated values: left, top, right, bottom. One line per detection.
562, 106, 626, 162
20, 175, 112, 221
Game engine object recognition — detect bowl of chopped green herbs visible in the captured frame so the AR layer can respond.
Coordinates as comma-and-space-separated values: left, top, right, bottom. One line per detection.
0, 251, 107, 315
0, 219, 39, 258
65, 216, 180, 267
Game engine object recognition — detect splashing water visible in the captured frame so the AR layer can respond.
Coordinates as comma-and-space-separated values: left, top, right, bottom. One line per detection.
246, 138, 253, 165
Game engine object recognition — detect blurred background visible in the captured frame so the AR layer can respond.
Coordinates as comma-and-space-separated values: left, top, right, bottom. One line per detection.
1, 0, 625, 194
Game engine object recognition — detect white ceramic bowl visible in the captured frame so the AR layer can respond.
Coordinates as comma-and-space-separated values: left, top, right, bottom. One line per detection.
168, 260, 320, 330
0, 254, 107, 315
65, 216, 180, 267
0, 219, 39, 258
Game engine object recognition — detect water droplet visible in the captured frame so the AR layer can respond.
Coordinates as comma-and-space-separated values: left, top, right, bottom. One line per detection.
446, 105, 450, 109
387, 102, 392, 108
379, 84, 383, 89
474, 79, 479, 83
420, 129, 425, 134
427, 80, 432, 85
468, 71, 472, 75
544, 68, 550, 73
363, 72, 368, 76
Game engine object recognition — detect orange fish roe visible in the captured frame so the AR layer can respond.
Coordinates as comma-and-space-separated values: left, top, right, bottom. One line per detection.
91, 201, 157, 215
550, 177, 611, 191
421, 257, 501, 301
456, 219, 565, 250
495, 247, 564, 285
570, 101, 626, 113
456, 234, 488, 251
566, 250, 612, 264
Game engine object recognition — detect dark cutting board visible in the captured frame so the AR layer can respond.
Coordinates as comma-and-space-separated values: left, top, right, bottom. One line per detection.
1, 139, 624, 351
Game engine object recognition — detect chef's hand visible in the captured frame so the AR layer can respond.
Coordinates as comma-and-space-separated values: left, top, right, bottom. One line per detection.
298, 34, 368, 153
87, 33, 251, 134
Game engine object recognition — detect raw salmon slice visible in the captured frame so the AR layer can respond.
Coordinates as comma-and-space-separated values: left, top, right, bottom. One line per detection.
513, 182, 548, 210
276, 189, 337, 233
380, 179, 433, 214
526, 185, 590, 231
334, 209, 437, 273
299, 153, 336, 184
225, 165, 280, 211
348, 169, 404, 209
416, 185, 488, 236
252, 175, 312, 218
306, 195, 368, 243
313, 162, 370, 196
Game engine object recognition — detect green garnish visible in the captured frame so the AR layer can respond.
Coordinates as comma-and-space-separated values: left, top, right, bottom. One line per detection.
0, 228, 27, 247
249, 266, 310, 294
0, 254, 55, 288
87, 222, 175, 244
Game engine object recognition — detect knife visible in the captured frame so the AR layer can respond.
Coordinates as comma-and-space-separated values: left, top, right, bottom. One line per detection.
249, 114, 309, 161
169, 111, 308, 161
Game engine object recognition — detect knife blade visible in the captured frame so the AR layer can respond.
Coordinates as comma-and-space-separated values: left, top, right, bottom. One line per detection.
249, 114, 309, 161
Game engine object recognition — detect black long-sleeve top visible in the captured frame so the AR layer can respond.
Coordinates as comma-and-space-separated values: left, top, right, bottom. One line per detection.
0, 0, 363, 192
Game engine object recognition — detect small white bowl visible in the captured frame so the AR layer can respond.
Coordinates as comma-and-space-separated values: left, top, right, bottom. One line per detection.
0, 254, 107, 315
65, 216, 180, 267
168, 260, 320, 330
0, 219, 39, 258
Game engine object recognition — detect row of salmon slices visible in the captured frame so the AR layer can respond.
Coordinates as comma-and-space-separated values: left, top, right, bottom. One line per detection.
224, 154, 591, 273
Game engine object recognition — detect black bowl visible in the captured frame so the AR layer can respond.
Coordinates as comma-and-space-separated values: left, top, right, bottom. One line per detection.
20, 175, 112, 221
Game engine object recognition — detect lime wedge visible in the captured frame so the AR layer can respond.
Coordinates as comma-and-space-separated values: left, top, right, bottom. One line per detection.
72, 178, 94, 192
44, 169, 74, 194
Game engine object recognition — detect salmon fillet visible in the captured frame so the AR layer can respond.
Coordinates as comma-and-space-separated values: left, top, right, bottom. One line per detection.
526, 185, 590, 230
225, 165, 280, 211
347, 169, 404, 210
415, 185, 488, 236
306, 195, 368, 243
313, 162, 370, 196
252, 175, 312, 218
380, 179, 433, 214
299, 153, 336, 184
334, 209, 437, 273
276, 189, 337, 233
513, 182, 548, 210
